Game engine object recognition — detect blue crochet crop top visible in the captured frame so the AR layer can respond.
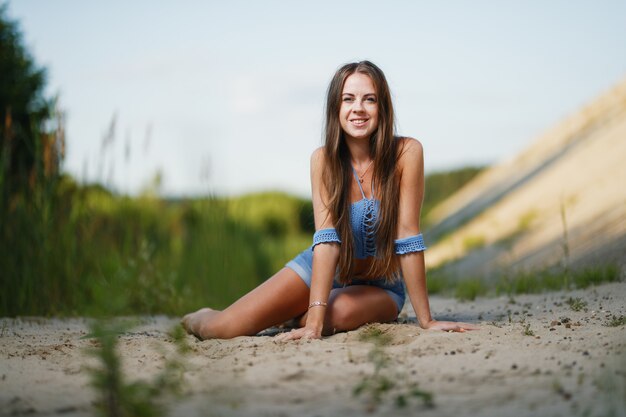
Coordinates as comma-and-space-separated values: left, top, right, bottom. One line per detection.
350, 168, 379, 259
311, 168, 427, 257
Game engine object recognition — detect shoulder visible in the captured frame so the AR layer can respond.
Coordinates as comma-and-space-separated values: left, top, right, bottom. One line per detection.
396, 136, 424, 168
310, 146, 326, 170
310, 146, 325, 162
310, 147, 327, 181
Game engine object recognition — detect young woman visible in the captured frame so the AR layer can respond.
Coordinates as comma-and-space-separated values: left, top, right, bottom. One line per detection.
182, 61, 477, 341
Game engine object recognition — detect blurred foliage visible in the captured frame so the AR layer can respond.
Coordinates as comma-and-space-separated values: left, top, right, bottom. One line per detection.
0, 5, 63, 197
462, 234, 486, 252
0, 173, 313, 316
496, 264, 620, 295
427, 264, 620, 301
227, 191, 314, 237
422, 166, 484, 227
0, 6, 66, 315
455, 278, 489, 301
0, 7, 314, 317
85, 319, 189, 417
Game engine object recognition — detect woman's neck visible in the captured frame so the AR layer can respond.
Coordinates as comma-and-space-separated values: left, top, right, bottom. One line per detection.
344, 136, 371, 166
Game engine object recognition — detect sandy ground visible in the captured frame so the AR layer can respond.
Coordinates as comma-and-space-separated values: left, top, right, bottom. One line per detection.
1, 282, 625, 417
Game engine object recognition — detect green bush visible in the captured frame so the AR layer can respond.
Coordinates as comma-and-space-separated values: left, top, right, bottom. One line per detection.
0, 182, 314, 316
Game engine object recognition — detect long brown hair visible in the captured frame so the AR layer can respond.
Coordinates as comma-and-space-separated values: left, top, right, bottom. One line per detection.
322, 60, 402, 283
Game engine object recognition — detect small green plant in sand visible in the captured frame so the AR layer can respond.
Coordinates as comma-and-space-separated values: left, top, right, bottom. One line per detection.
353, 325, 435, 411
358, 325, 393, 346
522, 323, 535, 336
604, 315, 626, 327
355, 325, 392, 401
394, 385, 435, 409
566, 297, 588, 312
84, 319, 189, 417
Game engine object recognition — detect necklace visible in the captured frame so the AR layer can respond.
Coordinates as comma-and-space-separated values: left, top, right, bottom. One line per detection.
353, 160, 374, 183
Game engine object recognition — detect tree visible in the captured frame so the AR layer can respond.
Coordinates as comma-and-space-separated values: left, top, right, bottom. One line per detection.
0, 4, 64, 201
0, 5, 66, 316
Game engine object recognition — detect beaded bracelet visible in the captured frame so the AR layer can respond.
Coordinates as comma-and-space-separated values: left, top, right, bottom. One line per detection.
308, 301, 328, 309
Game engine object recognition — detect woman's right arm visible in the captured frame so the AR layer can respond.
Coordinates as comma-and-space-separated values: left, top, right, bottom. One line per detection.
277, 148, 340, 340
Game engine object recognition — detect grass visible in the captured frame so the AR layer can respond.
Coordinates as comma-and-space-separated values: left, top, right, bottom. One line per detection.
353, 325, 394, 409
395, 386, 435, 409
605, 315, 626, 327
455, 278, 489, 301
84, 319, 189, 417
353, 324, 435, 411
427, 263, 621, 301
358, 324, 393, 346
496, 264, 621, 296
0, 174, 313, 317
522, 323, 535, 336
566, 297, 588, 312
425, 269, 452, 295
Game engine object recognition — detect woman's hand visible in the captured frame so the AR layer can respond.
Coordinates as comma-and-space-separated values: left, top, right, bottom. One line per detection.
275, 326, 322, 342
422, 320, 479, 332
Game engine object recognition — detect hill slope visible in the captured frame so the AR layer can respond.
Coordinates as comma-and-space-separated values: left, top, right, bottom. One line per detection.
425, 77, 626, 279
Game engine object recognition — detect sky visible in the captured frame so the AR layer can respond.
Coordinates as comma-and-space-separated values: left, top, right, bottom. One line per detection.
6, 1, 626, 197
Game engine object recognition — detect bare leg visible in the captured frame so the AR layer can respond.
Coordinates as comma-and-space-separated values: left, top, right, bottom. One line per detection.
182, 267, 310, 339
297, 285, 398, 335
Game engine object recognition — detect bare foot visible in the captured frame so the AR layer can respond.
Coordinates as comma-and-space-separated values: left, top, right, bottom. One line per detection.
181, 307, 220, 339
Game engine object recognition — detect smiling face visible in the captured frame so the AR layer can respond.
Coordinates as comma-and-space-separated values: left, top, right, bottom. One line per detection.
339, 72, 379, 141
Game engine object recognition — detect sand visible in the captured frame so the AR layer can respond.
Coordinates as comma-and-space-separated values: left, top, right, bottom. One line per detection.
1, 282, 625, 417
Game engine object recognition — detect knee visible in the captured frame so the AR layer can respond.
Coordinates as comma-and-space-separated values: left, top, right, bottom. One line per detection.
326, 298, 361, 332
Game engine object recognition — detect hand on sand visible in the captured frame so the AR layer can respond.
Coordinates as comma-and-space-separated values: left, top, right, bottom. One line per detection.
274, 326, 322, 342
424, 320, 480, 332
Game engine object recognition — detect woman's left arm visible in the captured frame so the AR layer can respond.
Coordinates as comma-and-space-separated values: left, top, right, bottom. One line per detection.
396, 138, 478, 332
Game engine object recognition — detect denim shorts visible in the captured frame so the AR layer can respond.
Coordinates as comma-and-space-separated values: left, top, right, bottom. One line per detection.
285, 246, 406, 314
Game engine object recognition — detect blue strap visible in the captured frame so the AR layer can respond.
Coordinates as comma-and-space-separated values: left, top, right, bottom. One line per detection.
351, 168, 366, 199
351, 167, 375, 199
312, 228, 341, 249
395, 233, 427, 254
